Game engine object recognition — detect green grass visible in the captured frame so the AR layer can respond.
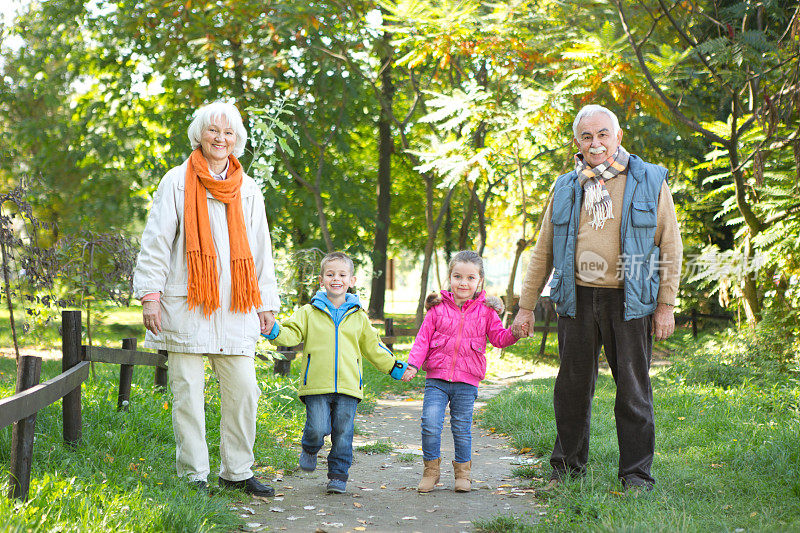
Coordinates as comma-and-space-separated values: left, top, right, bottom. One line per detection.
478, 331, 800, 532
0, 355, 302, 532
395, 453, 416, 463
474, 514, 537, 532
355, 439, 394, 454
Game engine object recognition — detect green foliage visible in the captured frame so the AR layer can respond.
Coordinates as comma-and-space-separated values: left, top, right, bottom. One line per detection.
474, 514, 536, 533
666, 310, 800, 388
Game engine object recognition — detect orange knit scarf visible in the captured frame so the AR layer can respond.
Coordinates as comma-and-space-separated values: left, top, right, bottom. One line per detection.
184, 148, 262, 316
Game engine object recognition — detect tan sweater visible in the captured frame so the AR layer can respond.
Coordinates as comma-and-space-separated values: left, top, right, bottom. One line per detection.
519, 174, 683, 310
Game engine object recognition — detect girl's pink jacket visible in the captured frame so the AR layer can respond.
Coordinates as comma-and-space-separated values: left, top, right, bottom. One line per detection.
407, 290, 518, 387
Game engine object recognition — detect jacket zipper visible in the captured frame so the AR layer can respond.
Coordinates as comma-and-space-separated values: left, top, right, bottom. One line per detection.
304, 354, 312, 385
449, 304, 466, 381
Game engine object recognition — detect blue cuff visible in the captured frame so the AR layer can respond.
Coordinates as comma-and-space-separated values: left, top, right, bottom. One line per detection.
261, 321, 280, 340
389, 360, 408, 380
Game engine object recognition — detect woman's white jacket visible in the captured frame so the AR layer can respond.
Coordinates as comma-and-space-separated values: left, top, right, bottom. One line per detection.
132, 161, 280, 357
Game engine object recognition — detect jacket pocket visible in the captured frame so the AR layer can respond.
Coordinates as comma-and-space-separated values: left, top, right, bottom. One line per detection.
551, 187, 573, 227
303, 354, 312, 385
462, 338, 488, 380
631, 201, 657, 228
547, 270, 564, 304
426, 332, 449, 368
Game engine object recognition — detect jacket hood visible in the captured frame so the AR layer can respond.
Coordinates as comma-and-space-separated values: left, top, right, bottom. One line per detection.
426, 290, 486, 309
311, 290, 361, 313
425, 290, 504, 314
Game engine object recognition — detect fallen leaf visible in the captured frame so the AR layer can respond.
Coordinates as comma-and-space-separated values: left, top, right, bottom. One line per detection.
401, 516, 417, 520
519, 447, 532, 453
459, 520, 471, 524
354, 528, 366, 531
270, 507, 285, 513
241, 506, 255, 514
750, 512, 758, 517
303, 505, 316, 510
353, 502, 362, 508
286, 516, 304, 521
498, 484, 512, 488
245, 523, 262, 529
380, 485, 386, 489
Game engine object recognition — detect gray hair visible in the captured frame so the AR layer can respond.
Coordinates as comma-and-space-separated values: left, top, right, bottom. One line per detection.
320, 251, 355, 276
187, 101, 248, 157
572, 104, 621, 139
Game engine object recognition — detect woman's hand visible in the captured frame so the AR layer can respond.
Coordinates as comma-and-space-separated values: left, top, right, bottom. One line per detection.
258, 311, 276, 334
401, 366, 417, 382
142, 300, 162, 335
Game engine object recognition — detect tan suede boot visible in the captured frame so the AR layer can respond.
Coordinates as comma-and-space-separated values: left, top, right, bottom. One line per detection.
417, 458, 441, 493
453, 460, 471, 492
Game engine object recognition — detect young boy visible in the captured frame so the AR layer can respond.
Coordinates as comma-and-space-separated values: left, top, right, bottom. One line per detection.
262, 251, 406, 494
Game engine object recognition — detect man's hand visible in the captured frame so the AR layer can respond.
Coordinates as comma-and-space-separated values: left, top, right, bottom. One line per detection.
653, 303, 675, 341
511, 307, 534, 338
258, 311, 276, 334
401, 366, 418, 382
142, 300, 162, 335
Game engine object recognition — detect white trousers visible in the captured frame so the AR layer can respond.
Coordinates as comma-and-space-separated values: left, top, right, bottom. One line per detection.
168, 352, 261, 482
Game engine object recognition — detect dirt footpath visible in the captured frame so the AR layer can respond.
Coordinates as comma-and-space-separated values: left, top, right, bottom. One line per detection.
235, 378, 543, 532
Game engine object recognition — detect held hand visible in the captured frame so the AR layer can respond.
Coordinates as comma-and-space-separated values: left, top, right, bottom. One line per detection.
511, 308, 534, 338
142, 300, 162, 335
653, 303, 675, 341
258, 311, 276, 334
515, 321, 530, 339
401, 367, 417, 382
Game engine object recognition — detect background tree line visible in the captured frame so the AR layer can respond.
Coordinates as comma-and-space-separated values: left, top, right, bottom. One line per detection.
0, 0, 798, 329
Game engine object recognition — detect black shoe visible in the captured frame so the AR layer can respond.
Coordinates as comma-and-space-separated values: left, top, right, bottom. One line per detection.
218, 476, 275, 497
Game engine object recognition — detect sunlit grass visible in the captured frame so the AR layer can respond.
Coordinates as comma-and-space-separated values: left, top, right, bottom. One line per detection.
478, 335, 800, 531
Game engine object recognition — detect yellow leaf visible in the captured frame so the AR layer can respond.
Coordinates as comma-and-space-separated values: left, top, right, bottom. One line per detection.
750, 512, 758, 517
353, 502, 362, 508
519, 447, 532, 453
163, 401, 169, 410
355, 528, 366, 532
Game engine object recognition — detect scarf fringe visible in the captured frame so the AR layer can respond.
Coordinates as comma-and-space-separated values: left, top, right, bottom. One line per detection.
187, 251, 220, 317
230, 257, 263, 313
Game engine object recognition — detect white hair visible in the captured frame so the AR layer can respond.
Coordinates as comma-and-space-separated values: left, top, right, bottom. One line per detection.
572, 105, 621, 139
187, 101, 248, 157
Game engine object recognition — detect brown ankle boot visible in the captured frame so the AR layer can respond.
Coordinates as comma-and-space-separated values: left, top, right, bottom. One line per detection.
453, 460, 471, 492
417, 457, 441, 493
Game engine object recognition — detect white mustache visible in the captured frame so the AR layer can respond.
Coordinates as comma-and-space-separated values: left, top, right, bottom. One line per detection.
588, 147, 607, 154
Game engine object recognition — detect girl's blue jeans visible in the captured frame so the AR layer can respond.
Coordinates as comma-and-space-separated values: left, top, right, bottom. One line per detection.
421, 378, 478, 463
301, 393, 358, 481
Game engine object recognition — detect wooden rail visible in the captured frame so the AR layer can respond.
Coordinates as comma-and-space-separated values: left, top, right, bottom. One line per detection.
1, 310, 168, 501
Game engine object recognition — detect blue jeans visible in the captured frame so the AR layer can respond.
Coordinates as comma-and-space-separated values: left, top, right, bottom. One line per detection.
421, 378, 478, 463
301, 393, 359, 481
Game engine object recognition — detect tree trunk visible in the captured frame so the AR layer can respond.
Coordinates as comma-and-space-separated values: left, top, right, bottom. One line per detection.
368, 30, 394, 319
415, 182, 456, 325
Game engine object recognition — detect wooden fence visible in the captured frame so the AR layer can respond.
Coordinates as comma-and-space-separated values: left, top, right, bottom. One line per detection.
0, 310, 167, 501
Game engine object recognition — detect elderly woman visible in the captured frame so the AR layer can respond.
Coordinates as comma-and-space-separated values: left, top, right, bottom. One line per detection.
133, 101, 279, 496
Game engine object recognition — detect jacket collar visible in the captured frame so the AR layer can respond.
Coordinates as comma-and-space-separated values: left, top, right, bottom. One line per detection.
440, 289, 486, 310
311, 290, 361, 314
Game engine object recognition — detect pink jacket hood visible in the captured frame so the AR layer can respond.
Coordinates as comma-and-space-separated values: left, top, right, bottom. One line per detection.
407, 290, 519, 387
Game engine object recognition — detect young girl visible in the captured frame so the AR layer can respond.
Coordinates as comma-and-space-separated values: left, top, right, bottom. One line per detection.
402, 250, 528, 493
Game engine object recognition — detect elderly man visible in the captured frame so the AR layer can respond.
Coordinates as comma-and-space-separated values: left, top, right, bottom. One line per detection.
512, 105, 682, 491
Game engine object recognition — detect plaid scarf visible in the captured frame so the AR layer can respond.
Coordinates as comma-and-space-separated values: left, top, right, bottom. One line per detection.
575, 145, 630, 229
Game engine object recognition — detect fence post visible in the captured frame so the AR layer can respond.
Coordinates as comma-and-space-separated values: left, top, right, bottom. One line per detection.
691, 308, 698, 338
8, 355, 42, 501
118, 338, 136, 411
62, 310, 82, 446
539, 298, 552, 358
155, 349, 168, 391
385, 318, 394, 352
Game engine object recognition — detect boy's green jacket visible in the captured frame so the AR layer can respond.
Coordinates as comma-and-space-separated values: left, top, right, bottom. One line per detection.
267, 291, 395, 400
